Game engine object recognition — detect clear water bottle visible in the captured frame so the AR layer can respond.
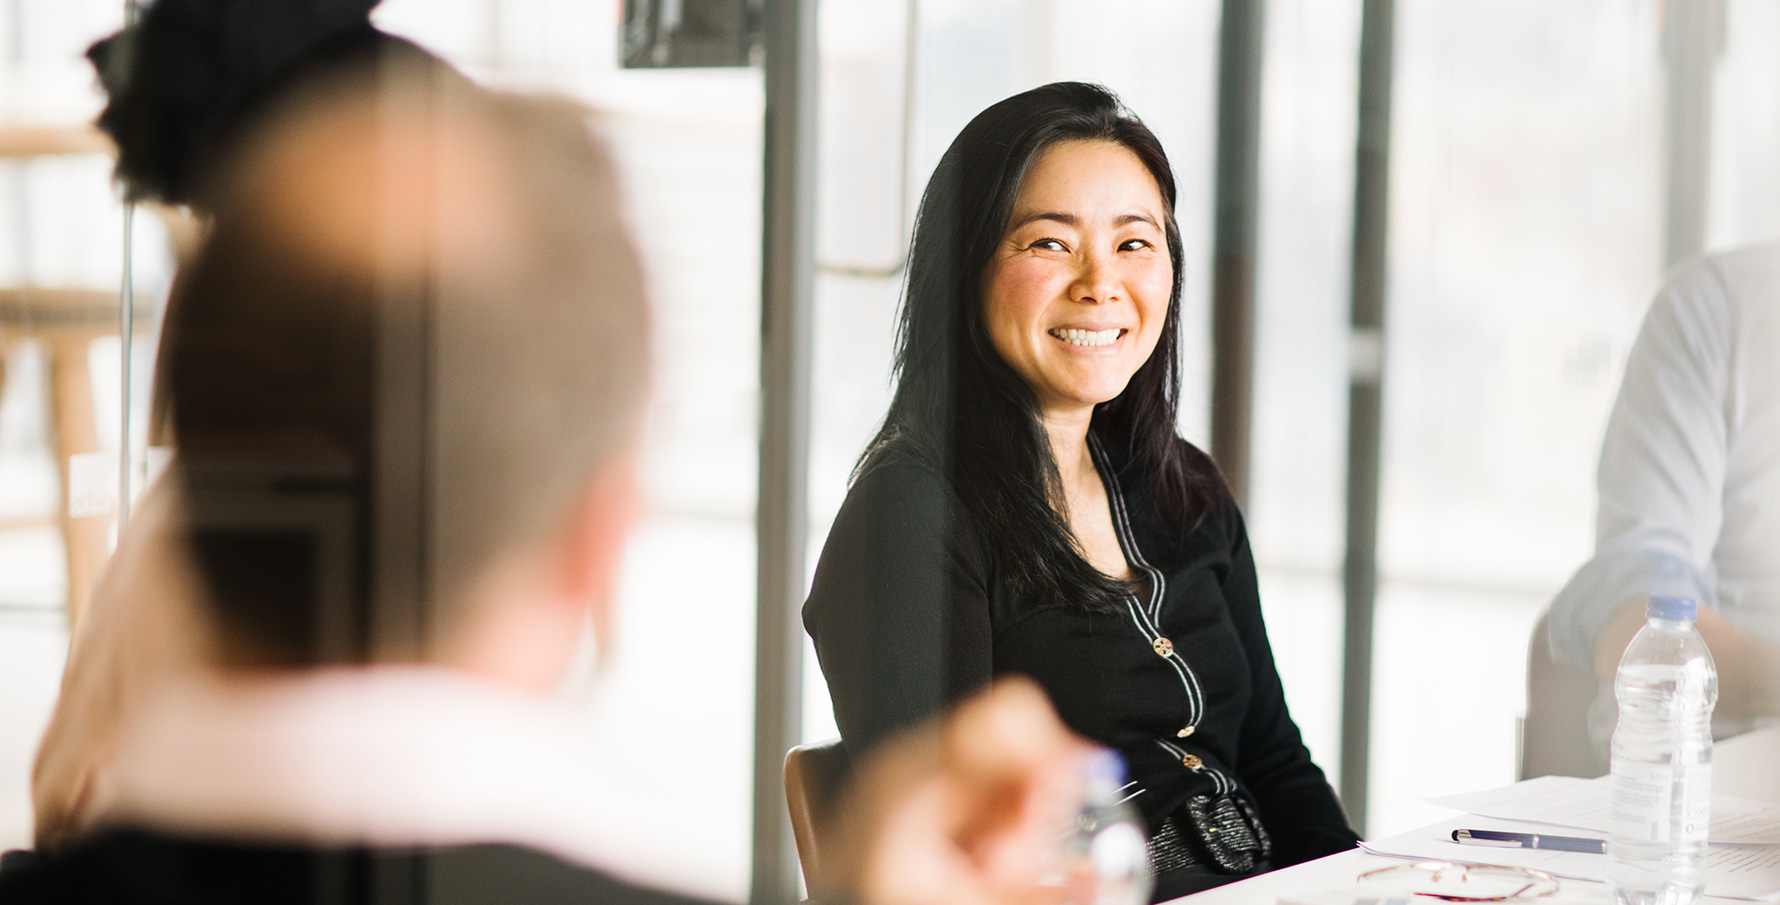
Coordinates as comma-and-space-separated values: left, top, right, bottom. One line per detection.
1048, 750, 1153, 905
1607, 594, 1718, 905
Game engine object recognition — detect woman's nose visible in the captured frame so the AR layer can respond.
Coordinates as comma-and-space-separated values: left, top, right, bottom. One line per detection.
1072, 250, 1120, 304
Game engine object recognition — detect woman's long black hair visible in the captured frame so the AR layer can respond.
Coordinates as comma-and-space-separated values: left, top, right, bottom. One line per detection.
863, 81, 1228, 614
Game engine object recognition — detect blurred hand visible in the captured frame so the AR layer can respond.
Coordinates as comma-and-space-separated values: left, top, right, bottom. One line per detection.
822, 678, 1100, 905
1595, 596, 1780, 722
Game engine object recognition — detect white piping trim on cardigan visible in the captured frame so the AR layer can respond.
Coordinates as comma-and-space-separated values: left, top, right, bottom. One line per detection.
1089, 436, 1205, 727
1115, 780, 1146, 808
1089, 436, 1237, 796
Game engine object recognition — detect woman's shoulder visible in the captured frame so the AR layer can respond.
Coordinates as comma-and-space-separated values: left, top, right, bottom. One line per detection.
828, 441, 977, 545
808, 442, 991, 615
854, 441, 948, 491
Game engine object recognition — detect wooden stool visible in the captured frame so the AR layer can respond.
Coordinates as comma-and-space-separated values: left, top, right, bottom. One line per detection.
0, 287, 155, 628
0, 125, 154, 629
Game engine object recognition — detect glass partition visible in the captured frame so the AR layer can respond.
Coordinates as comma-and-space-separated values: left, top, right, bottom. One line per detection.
1, 0, 1774, 889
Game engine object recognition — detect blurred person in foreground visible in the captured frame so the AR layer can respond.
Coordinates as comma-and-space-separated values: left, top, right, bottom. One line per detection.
31, 0, 451, 849
1538, 246, 1780, 775
0, 53, 1094, 905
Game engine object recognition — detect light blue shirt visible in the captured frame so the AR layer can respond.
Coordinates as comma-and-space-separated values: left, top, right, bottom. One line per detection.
1550, 244, 1780, 665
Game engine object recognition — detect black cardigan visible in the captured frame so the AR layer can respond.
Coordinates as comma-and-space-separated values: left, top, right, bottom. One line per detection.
803, 437, 1358, 869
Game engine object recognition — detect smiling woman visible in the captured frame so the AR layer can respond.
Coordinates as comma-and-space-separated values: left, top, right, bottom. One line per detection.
802, 82, 1359, 900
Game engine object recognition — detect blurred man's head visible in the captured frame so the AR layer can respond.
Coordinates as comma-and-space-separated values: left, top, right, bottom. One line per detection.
163, 57, 649, 685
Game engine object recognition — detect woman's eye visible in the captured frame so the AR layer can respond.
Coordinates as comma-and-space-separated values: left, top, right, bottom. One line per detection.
1030, 238, 1066, 252
1119, 238, 1153, 252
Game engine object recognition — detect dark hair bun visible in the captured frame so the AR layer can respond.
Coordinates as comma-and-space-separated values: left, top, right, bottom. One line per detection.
89, 0, 387, 206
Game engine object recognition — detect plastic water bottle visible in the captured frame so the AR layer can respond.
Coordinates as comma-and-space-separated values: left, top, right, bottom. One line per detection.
1607, 594, 1718, 905
1050, 750, 1153, 905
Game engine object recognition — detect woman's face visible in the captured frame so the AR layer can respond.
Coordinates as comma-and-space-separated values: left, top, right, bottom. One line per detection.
982, 139, 1172, 423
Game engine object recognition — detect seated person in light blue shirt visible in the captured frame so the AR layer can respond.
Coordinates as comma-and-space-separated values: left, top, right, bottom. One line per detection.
1543, 245, 1780, 771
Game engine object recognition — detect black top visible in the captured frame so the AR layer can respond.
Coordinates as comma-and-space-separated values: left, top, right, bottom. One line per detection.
0, 828, 722, 905
803, 437, 1358, 869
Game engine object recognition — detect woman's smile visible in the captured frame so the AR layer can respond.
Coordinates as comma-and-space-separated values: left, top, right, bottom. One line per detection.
1048, 326, 1127, 348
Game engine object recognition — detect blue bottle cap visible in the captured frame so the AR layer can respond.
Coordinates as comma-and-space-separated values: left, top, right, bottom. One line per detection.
1647, 594, 1697, 622
1084, 749, 1128, 789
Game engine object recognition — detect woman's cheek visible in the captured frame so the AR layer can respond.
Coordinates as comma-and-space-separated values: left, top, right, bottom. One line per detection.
991, 259, 1061, 309
1134, 266, 1173, 316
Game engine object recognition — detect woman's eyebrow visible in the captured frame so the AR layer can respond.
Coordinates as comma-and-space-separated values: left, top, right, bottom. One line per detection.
1007, 210, 1160, 231
1008, 210, 1080, 230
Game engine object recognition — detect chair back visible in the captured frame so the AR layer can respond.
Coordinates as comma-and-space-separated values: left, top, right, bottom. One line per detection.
784, 738, 850, 889
1520, 608, 1608, 779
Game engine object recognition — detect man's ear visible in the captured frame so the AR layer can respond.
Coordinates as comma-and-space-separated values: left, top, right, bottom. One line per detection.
559, 450, 642, 653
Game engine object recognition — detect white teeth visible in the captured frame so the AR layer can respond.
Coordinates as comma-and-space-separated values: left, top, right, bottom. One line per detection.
1050, 328, 1123, 347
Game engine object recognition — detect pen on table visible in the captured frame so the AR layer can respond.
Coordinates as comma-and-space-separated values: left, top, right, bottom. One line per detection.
1451, 829, 1606, 854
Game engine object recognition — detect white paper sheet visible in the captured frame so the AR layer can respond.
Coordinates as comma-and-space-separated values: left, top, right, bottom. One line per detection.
1360, 814, 1780, 901
1428, 775, 1780, 845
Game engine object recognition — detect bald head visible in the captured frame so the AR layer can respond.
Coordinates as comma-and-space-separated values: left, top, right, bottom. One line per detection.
219, 66, 536, 289
166, 57, 650, 667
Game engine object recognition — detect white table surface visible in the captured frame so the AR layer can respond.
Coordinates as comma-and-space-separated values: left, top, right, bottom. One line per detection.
1171, 725, 1780, 904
